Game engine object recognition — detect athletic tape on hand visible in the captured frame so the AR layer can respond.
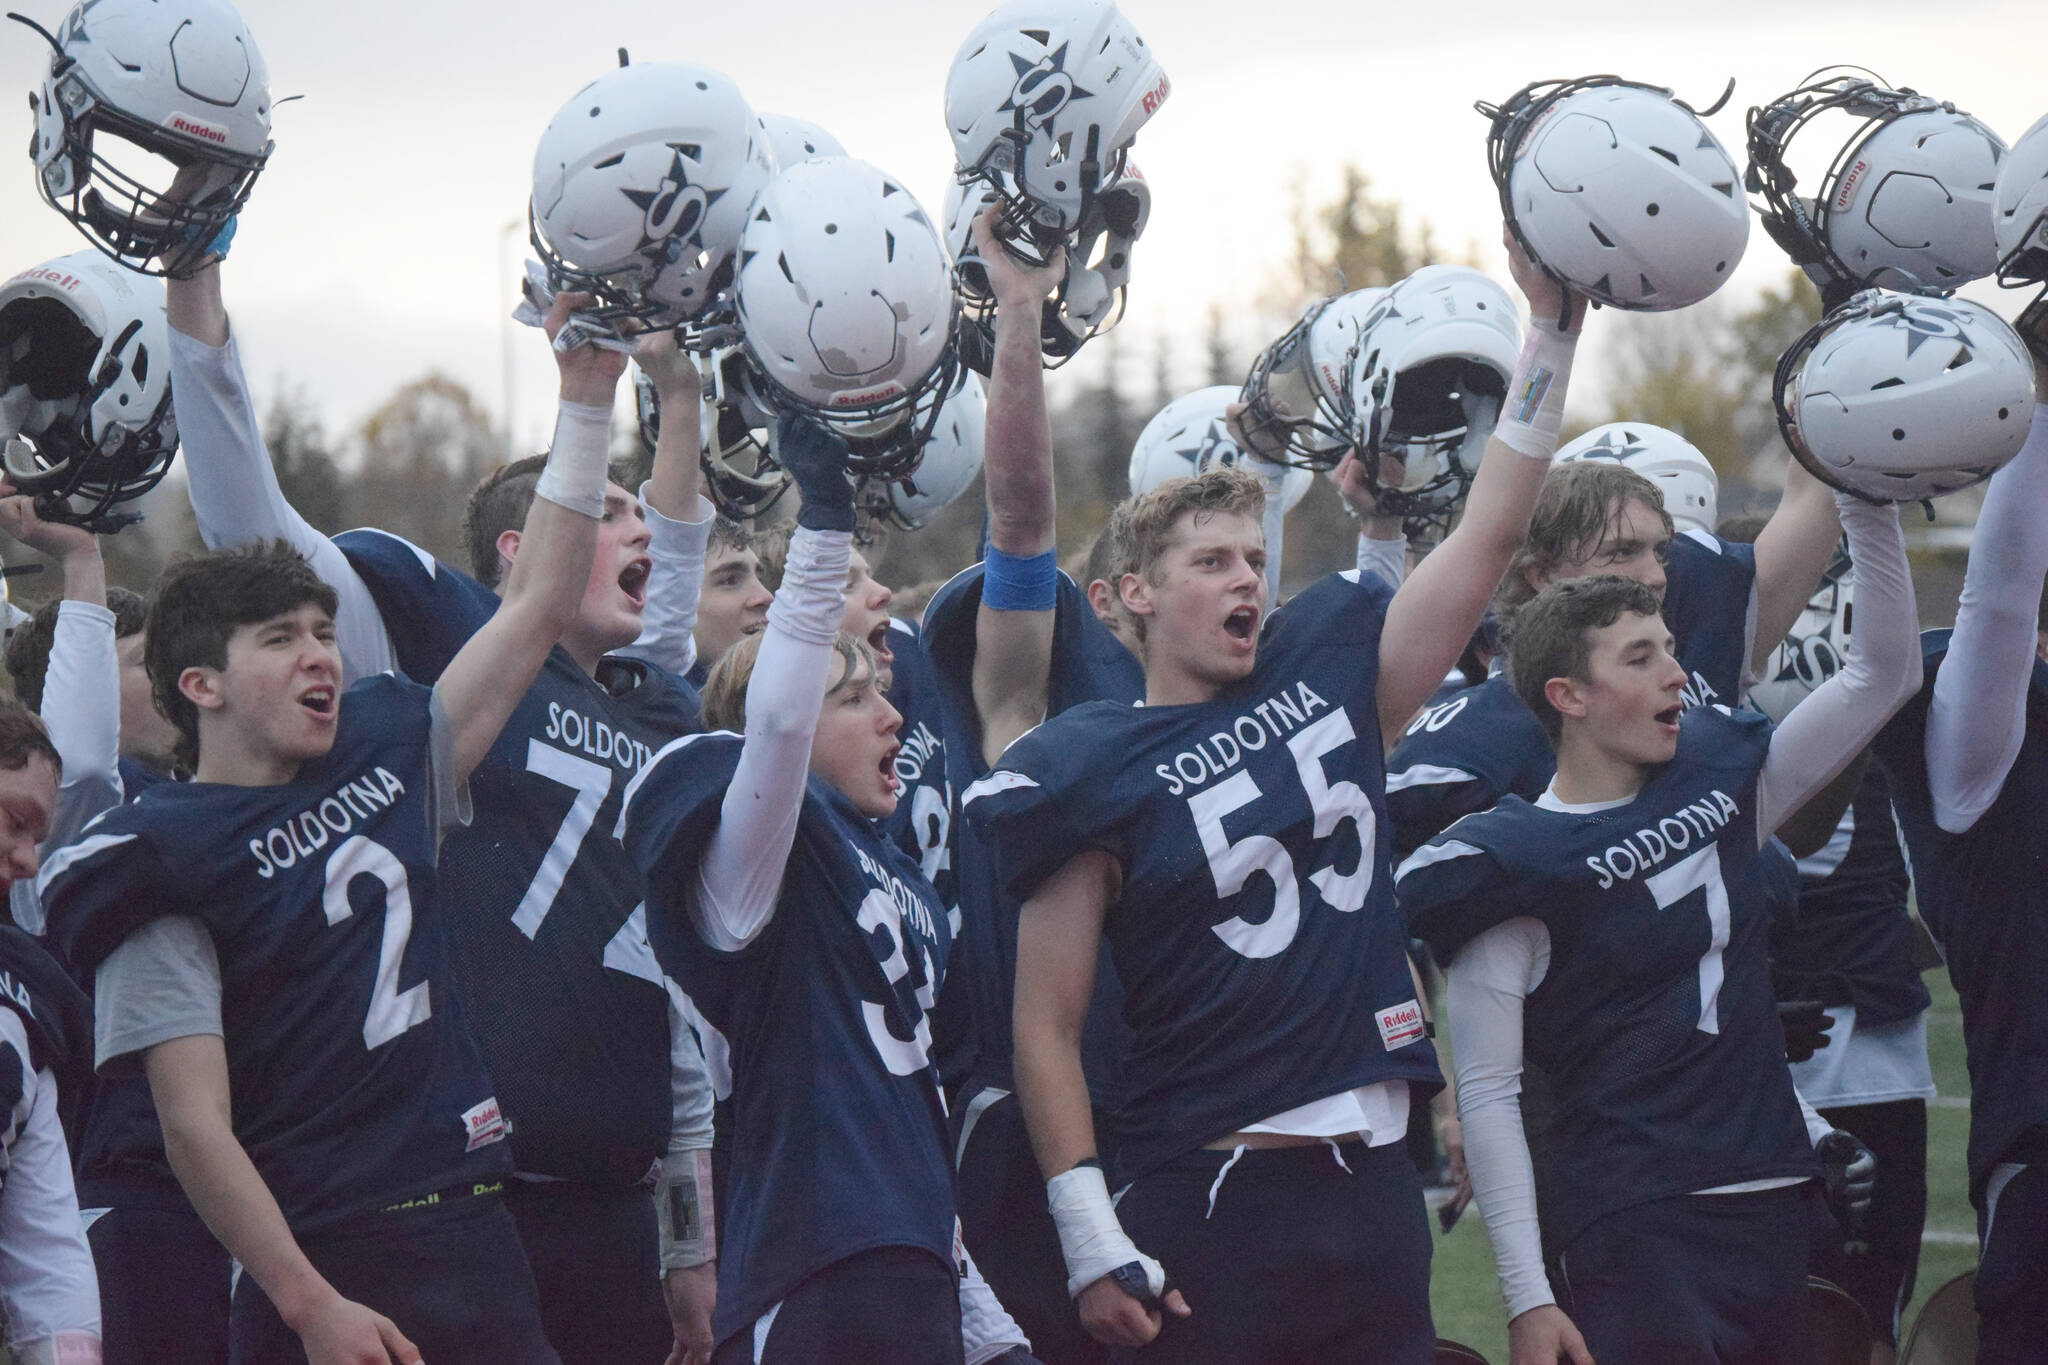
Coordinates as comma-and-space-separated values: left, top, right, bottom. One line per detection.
1494, 322, 1578, 459
533, 398, 614, 519
1046, 1165, 1168, 1302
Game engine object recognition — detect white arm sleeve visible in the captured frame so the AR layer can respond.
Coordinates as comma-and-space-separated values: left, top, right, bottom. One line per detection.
13, 603, 126, 936
0, 1017, 100, 1359
666, 988, 714, 1153
1926, 408, 2048, 833
618, 487, 715, 678
691, 526, 851, 952
169, 327, 396, 681
959, 1239, 1031, 1365
1354, 531, 1408, 591
1446, 917, 1556, 1322
1794, 1086, 1834, 1146
1755, 495, 1920, 844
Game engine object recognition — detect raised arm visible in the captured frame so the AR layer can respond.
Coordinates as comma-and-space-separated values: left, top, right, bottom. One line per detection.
1377, 235, 1582, 749
1755, 495, 1920, 843
165, 263, 394, 681
970, 211, 1066, 766
689, 418, 855, 951
1748, 456, 1843, 676
620, 330, 715, 678
1925, 396, 2048, 832
436, 295, 619, 783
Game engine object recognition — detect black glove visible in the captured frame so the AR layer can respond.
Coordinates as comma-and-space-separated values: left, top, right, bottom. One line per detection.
777, 411, 855, 532
1817, 1128, 1876, 1232
1778, 999, 1835, 1064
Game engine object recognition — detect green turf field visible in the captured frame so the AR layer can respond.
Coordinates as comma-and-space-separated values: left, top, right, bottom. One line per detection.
1426, 972, 1980, 1359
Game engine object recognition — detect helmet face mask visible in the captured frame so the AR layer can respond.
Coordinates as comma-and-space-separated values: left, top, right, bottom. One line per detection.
1775, 290, 2036, 504
1237, 293, 1381, 470
1481, 74, 1747, 316
860, 370, 987, 531
636, 350, 792, 522
0, 252, 179, 532
25, 0, 274, 279
1747, 72, 2006, 304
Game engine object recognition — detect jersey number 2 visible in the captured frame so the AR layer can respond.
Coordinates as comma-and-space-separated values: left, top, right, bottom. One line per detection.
323, 836, 432, 1050
1189, 709, 1376, 960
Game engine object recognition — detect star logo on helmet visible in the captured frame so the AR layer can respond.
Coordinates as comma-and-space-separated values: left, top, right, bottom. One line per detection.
621, 147, 721, 259
1191, 417, 1241, 473
1001, 43, 1092, 134
1893, 302, 1967, 357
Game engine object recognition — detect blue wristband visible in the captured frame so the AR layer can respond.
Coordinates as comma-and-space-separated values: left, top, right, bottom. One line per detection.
982, 546, 1058, 611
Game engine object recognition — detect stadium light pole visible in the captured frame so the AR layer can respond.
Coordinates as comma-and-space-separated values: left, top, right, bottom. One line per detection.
500, 217, 522, 460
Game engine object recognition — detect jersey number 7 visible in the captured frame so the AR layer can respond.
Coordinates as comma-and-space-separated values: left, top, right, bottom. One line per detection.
1188, 709, 1377, 960
1645, 843, 1731, 1035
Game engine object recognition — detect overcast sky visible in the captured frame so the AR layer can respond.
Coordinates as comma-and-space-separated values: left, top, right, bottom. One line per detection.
0, 0, 2039, 455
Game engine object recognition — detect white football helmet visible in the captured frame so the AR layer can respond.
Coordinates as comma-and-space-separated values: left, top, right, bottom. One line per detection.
1237, 288, 1388, 469
1129, 385, 1314, 512
948, 161, 1149, 374
634, 347, 790, 521
1554, 423, 1719, 537
945, 0, 1169, 257
1995, 112, 2048, 287
1749, 542, 1853, 723
0, 251, 178, 531
864, 371, 987, 530
530, 59, 773, 332
22, 0, 273, 278
734, 158, 960, 483
1776, 290, 2035, 503
756, 113, 845, 166
1482, 76, 1748, 315
1748, 73, 2006, 302
1346, 265, 1520, 521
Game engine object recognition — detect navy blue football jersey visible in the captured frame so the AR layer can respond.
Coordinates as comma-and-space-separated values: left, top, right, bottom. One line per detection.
1874, 631, 2048, 1198
923, 562, 1142, 1107
338, 529, 699, 1187
619, 732, 955, 1347
1769, 763, 1927, 1026
1386, 531, 1759, 862
40, 675, 511, 1234
1401, 706, 1817, 1257
964, 570, 1444, 1183
0, 924, 91, 1150
876, 618, 955, 935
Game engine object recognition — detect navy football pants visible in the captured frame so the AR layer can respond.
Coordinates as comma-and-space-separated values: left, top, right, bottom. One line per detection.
504, 1178, 672, 1365
1554, 1182, 1817, 1365
711, 1246, 964, 1365
1977, 1158, 2048, 1364
1111, 1139, 1435, 1365
86, 1201, 231, 1365
955, 1089, 1108, 1365
228, 1194, 559, 1365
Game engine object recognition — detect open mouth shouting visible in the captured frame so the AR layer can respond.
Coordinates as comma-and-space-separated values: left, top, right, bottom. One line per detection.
867, 619, 895, 665
879, 741, 903, 796
617, 557, 652, 610
1654, 704, 1682, 735
297, 684, 337, 719
1223, 604, 1260, 646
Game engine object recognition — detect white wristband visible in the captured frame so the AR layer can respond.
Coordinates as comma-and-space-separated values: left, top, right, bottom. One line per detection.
533, 398, 613, 519
1493, 323, 1577, 460
1046, 1164, 1165, 1301
655, 1149, 716, 1270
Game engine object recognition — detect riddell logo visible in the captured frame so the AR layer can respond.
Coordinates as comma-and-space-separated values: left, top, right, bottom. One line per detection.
168, 113, 229, 146
1832, 159, 1870, 212
1377, 1000, 1426, 1050
8, 267, 80, 291
831, 384, 902, 407
1140, 73, 1171, 116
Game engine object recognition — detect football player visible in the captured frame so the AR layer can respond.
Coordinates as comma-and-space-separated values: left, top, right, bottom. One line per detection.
1869, 381, 2048, 1362
1396, 477, 1918, 1363
39, 291, 618, 1363
963, 238, 1581, 1362
1384, 447, 1842, 863
163, 257, 718, 1361
0, 491, 233, 1365
0, 701, 100, 1365
619, 413, 1024, 1365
